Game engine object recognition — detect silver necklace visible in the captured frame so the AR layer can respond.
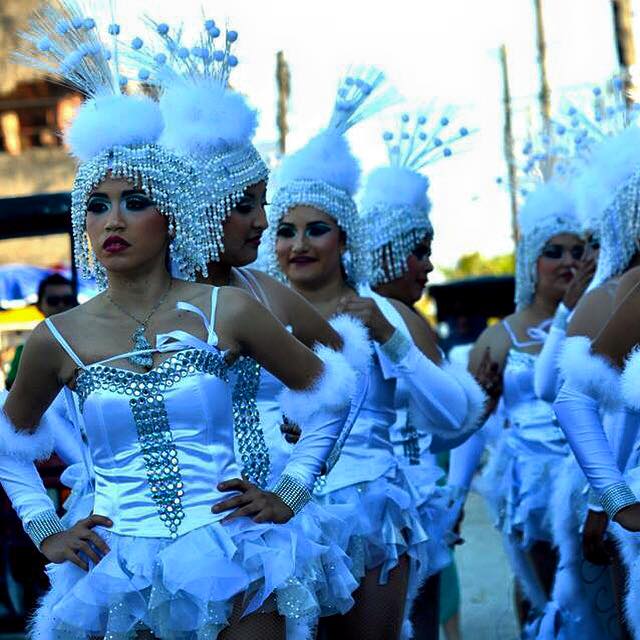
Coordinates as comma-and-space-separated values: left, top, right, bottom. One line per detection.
106, 279, 173, 369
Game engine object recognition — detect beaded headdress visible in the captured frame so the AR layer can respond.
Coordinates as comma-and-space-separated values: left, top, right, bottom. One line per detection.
265, 67, 397, 284
124, 18, 269, 266
563, 81, 640, 287
15, 2, 210, 287
361, 110, 470, 286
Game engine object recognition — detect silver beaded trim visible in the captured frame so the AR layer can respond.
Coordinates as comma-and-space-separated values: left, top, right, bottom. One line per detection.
72, 144, 211, 288
266, 179, 370, 285
272, 474, 312, 515
25, 509, 65, 549
379, 329, 412, 364
600, 482, 637, 519
197, 143, 270, 264
365, 203, 433, 286
231, 357, 271, 488
401, 422, 421, 466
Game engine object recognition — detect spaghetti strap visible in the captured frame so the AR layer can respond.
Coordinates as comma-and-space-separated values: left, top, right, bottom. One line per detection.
208, 287, 220, 345
45, 318, 86, 369
501, 319, 519, 346
236, 268, 272, 311
502, 318, 548, 349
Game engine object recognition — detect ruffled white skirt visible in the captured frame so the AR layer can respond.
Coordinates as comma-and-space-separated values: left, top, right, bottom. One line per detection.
478, 427, 569, 549
315, 466, 430, 586
30, 501, 358, 640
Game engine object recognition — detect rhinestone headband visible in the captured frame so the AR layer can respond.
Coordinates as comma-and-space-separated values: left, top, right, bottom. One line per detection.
265, 179, 369, 285
72, 144, 210, 287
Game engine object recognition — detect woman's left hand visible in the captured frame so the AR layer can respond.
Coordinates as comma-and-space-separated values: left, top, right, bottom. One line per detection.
337, 296, 395, 344
212, 478, 294, 524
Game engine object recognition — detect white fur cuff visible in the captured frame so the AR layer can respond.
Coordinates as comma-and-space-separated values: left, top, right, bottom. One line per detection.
442, 361, 487, 433
329, 314, 373, 374
0, 409, 54, 462
559, 336, 621, 411
622, 347, 640, 410
278, 345, 356, 426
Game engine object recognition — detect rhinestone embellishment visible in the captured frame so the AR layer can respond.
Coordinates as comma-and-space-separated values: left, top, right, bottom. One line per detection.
75, 348, 228, 537
231, 357, 271, 488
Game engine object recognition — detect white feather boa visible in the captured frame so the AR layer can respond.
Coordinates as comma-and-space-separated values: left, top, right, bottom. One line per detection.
0, 390, 54, 461
278, 344, 356, 426
329, 314, 373, 375
622, 347, 640, 411
559, 336, 622, 412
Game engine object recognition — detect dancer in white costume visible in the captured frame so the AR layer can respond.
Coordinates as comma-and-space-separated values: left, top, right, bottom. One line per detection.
359, 110, 484, 639
449, 179, 583, 632
554, 142, 640, 640
0, 5, 363, 638
531, 106, 640, 639
265, 79, 484, 639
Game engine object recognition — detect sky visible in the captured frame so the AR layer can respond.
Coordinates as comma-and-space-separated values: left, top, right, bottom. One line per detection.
123, 0, 623, 277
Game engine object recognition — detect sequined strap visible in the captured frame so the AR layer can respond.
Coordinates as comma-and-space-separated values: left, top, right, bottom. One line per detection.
45, 318, 86, 369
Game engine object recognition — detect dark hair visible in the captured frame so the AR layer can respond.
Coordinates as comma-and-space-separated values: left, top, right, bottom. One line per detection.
37, 273, 74, 305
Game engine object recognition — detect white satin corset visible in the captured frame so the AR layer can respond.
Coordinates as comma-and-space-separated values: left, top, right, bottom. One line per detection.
318, 352, 397, 493
75, 348, 243, 538
502, 350, 566, 452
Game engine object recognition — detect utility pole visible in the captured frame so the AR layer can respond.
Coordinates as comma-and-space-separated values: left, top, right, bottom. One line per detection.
500, 45, 519, 244
275, 51, 290, 155
533, 0, 551, 129
611, 0, 636, 103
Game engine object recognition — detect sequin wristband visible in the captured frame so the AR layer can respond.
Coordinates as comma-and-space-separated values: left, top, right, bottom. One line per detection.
600, 482, 638, 519
379, 329, 412, 364
273, 474, 312, 515
25, 509, 65, 549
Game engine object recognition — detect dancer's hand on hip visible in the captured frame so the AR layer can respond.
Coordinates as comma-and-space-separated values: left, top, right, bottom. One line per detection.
613, 503, 640, 532
582, 509, 611, 565
213, 478, 294, 524
40, 514, 112, 571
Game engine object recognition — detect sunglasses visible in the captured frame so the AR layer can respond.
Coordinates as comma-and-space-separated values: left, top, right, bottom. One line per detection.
45, 294, 77, 307
540, 244, 584, 261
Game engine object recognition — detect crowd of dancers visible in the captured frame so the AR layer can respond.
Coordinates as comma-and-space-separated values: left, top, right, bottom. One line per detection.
4, 1, 640, 639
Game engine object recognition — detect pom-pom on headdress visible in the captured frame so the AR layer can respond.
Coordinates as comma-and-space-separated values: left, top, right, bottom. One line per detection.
361, 110, 471, 286
265, 67, 398, 284
15, 1, 210, 286
125, 17, 269, 266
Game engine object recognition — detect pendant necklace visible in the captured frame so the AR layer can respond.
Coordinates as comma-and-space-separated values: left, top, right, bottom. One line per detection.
106, 279, 173, 369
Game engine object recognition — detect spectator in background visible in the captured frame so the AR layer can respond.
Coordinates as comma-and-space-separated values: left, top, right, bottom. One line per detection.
5, 273, 76, 389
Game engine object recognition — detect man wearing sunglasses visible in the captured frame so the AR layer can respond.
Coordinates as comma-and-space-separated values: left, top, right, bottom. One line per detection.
6, 273, 77, 390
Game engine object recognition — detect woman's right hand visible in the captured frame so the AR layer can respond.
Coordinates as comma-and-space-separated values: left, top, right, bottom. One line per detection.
475, 347, 502, 415
40, 514, 112, 571
613, 503, 640, 532
563, 256, 596, 310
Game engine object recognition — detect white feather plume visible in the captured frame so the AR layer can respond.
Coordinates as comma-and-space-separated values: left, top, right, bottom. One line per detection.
360, 166, 429, 211
517, 180, 577, 237
159, 79, 258, 157
66, 93, 163, 161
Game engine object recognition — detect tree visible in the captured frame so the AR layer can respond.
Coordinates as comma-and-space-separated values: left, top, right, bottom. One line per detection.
441, 252, 515, 280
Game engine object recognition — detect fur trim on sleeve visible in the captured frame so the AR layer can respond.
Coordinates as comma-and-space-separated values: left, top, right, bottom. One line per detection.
329, 314, 373, 375
0, 411, 54, 462
278, 345, 356, 425
442, 361, 487, 433
622, 347, 640, 410
559, 336, 621, 411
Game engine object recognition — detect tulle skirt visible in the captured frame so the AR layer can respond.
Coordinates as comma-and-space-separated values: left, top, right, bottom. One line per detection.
315, 466, 430, 586
478, 428, 569, 549
30, 501, 358, 640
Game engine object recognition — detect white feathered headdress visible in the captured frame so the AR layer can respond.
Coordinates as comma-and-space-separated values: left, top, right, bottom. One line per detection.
15, 0, 210, 284
361, 110, 471, 285
125, 18, 269, 264
265, 67, 398, 284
